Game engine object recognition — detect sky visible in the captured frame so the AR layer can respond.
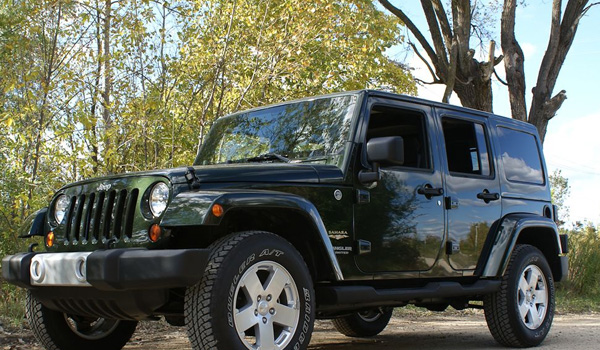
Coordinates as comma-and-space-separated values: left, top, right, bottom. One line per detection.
384, 2, 600, 226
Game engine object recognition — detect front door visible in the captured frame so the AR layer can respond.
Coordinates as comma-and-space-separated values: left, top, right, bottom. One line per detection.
438, 114, 502, 271
354, 100, 445, 274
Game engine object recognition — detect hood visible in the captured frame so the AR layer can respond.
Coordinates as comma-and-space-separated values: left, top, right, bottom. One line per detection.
190, 163, 344, 184
60, 163, 344, 190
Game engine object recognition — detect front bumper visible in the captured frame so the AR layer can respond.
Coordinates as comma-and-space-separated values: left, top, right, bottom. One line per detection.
2, 249, 210, 320
3, 248, 209, 290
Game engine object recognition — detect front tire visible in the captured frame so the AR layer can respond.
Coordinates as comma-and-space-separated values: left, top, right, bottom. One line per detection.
185, 231, 315, 350
484, 244, 555, 347
332, 307, 393, 337
26, 291, 138, 350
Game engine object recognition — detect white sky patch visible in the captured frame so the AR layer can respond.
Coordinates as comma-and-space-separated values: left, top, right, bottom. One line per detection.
544, 112, 600, 225
409, 54, 461, 105
520, 42, 537, 59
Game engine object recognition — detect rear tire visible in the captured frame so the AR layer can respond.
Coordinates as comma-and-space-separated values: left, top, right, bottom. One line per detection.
185, 231, 315, 350
26, 291, 138, 350
484, 244, 555, 347
332, 307, 393, 337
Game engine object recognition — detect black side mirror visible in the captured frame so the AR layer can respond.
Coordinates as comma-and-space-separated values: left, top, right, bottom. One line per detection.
358, 136, 404, 184
367, 136, 404, 166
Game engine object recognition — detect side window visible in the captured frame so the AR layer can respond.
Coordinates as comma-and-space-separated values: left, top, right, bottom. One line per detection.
442, 117, 491, 177
497, 127, 544, 185
366, 105, 430, 169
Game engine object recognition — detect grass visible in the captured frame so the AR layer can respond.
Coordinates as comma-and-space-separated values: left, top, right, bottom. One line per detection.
0, 285, 27, 328
556, 288, 600, 314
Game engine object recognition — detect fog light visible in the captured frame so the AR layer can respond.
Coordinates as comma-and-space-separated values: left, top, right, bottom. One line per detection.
212, 204, 224, 218
149, 224, 162, 242
45, 231, 55, 248
75, 256, 87, 283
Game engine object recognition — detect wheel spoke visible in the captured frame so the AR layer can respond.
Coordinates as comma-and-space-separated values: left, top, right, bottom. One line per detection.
529, 304, 542, 328
272, 304, 297, 328
235, 306, 259, 333
528, 268, 542, 289
257, 319, 276, 350
518, 275, 530, 294
534, 289, 548, 306
242, 269, 264, 299
264, 267, 289, 298
518, 300, 530, 321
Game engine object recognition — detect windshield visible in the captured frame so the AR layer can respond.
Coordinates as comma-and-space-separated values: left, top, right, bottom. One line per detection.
194, 94, 358, 167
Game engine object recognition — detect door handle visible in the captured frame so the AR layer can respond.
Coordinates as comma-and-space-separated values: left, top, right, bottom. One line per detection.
418, 184, 444, 199
477, 189, 500, 203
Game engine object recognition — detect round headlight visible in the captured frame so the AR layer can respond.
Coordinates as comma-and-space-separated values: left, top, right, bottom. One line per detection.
54, 195, 70, 224
149, 182, 170, 217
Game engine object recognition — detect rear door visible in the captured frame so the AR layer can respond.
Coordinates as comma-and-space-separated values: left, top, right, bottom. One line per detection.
437, 112, 502, 271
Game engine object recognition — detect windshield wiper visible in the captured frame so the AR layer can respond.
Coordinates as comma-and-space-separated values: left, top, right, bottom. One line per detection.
246, 153, 290, 163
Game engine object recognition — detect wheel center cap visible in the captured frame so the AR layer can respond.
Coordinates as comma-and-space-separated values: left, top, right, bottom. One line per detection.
258, 300, 270, 316
526, 290, 533, 303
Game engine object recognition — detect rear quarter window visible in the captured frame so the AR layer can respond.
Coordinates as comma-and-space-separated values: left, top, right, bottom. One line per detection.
497, 127, 544, 185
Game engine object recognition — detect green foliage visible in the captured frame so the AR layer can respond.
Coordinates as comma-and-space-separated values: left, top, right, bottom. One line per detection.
561, 223, 600, 296
0, 0, 416, 322
549, 169, 570, 227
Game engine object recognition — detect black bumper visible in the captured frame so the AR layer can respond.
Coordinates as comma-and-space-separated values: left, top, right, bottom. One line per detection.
2, 248, 210, 320
3, 248, 210, 290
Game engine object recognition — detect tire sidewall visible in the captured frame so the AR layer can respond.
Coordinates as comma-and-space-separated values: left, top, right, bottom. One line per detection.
207, 232, 315, 350
507, 248, 555, 345
26, 292, 137, 350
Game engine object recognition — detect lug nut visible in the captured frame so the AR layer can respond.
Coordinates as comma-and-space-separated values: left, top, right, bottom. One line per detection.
266, 295, 272, 301
262, 317, 267, 324
257, 296, 261, 301
269, 308, 275, 315
254, 309, 258, 316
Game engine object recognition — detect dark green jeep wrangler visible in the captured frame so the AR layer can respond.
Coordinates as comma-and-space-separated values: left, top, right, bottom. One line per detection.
3, 91, 568, 350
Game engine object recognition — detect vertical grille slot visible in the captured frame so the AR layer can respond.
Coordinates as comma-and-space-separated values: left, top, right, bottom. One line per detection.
81, 193, 95, 241
112, 189, 128, 239
123, 189, 139, 239
102, 190, 116, 240
91, 191, 105, 241
71, 195, 86, 241
64, 196, 77, 241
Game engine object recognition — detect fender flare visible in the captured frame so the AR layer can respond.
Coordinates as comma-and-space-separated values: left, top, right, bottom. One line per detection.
19, 208, 48, 238
481, 213, 565, 279
160, 190, 344, 281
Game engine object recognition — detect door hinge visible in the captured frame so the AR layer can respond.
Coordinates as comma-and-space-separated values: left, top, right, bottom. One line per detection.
356, 239, 371, 255
356, 189, 370, 204
446, 241, 460, 255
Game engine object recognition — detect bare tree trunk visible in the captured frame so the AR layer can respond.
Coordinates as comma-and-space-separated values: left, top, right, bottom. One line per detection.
378, 0, 502, 113
502, 0, 596, 142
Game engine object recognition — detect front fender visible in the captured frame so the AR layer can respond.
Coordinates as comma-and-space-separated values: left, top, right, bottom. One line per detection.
19, 208, 48, 238
482, 214, 564, 279
160, 190, 344, 281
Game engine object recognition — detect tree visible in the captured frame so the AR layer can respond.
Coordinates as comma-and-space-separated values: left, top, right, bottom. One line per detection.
378, 0, 598, 142
549, 169, 571, 226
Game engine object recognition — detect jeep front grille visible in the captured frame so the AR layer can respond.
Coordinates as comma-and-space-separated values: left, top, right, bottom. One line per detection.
63, 189, 139, 242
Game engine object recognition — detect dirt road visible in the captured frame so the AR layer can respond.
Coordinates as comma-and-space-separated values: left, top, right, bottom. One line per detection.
2, 311, 599, 349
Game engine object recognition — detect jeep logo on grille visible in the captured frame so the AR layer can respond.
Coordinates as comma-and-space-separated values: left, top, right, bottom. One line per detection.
97, 183, 112, 192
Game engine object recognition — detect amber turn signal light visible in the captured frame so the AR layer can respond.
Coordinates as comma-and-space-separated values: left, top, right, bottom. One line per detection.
149, 224, 162, 242
45, 231, 55, 248
212, 204, 224, 217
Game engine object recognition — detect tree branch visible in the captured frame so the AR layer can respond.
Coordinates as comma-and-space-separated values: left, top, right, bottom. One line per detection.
377, 0, 439, 69
493, 69, 508, 86
543, 90, 567, 121
410, 41, 439, 83
431, 0, 453, 52
443, 40, 458, 103
502, 0, 528, 121
420, 0, 449, 68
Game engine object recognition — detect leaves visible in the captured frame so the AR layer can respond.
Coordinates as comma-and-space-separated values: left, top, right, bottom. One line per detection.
0, 0, 416, 258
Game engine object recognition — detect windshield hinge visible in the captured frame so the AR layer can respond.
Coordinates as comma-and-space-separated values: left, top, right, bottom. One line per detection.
185, 167, 200, 189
